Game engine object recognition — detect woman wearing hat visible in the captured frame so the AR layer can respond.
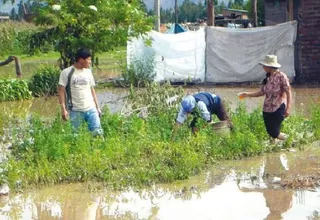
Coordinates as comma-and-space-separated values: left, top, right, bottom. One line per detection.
174, 92, 231, 133
238, 55, 292, 141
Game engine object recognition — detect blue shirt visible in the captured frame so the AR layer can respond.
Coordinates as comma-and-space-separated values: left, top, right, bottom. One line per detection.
176, 92, 220, 124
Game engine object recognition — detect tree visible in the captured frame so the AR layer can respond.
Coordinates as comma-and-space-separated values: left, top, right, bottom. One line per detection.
216, 1, 227, 14
179, 0, 198, 22
234, 0, 243, 6
10, 8, 19, 20
29, 0, 153, 69
160, 8, 175, 24
2, 0, 16, 3
17, 0, 25, 21
245, 0, 265, 26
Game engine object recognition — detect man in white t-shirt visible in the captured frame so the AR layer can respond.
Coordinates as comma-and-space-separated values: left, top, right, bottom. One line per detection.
58, 48, 103, 136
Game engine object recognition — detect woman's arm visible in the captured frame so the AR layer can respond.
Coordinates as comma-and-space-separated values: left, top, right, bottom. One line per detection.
284, 88, 292, 117
239, 90, 264, 98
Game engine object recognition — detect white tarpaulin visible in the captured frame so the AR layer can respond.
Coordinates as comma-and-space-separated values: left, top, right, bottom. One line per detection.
206, 21, 297, 83
127, 28, 206, 83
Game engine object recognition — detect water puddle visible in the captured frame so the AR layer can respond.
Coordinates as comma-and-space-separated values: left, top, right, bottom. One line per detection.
0, 86, 318, 119
0, 145, 319, 219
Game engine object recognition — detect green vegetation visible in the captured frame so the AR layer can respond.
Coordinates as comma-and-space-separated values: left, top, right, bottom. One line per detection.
28, 65, 61, 97
0, 78, 32, 101
0, 48, 125, 80
152, 0, 265, 26
244, 0, 265, 26
30, 0, 153, 69
0, 83, 318, 191
119, 54, 156, 87
0, 21, 42, 56
0, 65, 60, 101
0, 47, 126, 101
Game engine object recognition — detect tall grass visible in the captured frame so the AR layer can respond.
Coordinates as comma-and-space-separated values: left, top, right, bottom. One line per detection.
0, 21, 41, 56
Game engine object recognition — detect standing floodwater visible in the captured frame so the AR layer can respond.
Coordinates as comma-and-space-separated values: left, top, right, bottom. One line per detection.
0, 145, 319, 219
0, 86, 319, 219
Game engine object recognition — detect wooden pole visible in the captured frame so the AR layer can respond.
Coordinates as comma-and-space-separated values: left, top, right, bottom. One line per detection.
207, 0, 215, 26
154, 0, 160, 31
288, 0, 294, 21
252, 0, 258, 27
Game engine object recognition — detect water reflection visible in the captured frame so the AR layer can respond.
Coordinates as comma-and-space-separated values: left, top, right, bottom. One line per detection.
238, 154, 294, 220
0, 88, 128, 120
0, 148, 319, 220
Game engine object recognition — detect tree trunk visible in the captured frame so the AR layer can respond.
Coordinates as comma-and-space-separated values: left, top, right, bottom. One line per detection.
175, 0, 178, 24
252, 0, 258, 27
207, 0, 215, 26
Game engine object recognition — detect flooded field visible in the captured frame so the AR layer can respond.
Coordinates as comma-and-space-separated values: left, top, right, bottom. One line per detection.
0, 85, 319, 219
0, 85, 318, 119
0, 144, 319, 219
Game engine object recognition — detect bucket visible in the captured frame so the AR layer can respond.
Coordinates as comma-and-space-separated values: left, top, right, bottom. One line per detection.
211, 121, 232, 135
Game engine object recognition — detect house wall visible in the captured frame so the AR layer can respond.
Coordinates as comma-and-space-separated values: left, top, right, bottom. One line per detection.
264, 0, 320, 83
264, 0, 287, 25
296, 0, 320, 82
0, 16, 10, 22
222, 9, 248, 19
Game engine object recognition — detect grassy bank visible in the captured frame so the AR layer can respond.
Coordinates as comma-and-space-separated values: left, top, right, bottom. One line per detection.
0, 48, 125, 80
1, 84, 319, 192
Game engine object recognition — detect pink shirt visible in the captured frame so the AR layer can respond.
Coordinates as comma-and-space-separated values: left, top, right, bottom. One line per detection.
261, 70, 290, 113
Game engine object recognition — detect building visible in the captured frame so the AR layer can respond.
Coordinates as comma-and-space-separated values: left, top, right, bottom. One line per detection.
215, 9, 251, 28
264, 0, 320, 83
222, 8, 249, 20
0, 16, 10, 22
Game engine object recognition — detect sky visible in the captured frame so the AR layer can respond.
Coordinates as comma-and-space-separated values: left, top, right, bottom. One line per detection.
0, 0, 19, 13
143, 0, 230, 10
0, 0, 231, 13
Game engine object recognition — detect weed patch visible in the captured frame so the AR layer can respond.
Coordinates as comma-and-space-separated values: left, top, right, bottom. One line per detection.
1, 84, 319, 191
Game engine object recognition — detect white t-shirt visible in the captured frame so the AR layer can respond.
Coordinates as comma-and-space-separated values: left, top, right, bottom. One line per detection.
59, 66, 96, 112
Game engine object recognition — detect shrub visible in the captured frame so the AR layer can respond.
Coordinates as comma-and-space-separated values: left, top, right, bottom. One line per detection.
0, 21, 39, 56
28, 65, 60, 97
0, 78, 32, 101
119, 55, 156, 87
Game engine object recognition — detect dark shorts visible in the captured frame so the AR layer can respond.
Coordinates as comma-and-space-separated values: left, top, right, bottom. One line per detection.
214, 98, 230, 121
263, 103, 285, 138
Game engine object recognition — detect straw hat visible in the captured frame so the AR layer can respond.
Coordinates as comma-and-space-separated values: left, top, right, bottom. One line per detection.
259, 55, 281, 68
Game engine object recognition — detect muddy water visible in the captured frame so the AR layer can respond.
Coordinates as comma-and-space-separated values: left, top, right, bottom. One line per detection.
0, 145, 319, 220
0, 86, 319, 119
0, 88, 128, 120
0, 86, 320, 220
185, 85, 320, 115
